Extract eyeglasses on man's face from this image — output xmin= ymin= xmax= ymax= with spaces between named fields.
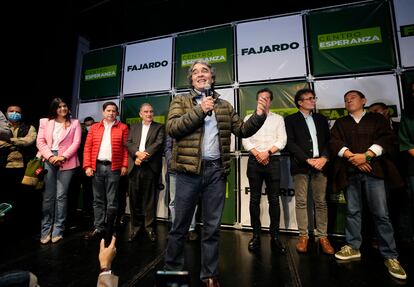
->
xmin=301 ymin=96 xmax=318 ymax=101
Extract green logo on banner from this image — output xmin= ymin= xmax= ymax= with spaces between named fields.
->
xmin=318 ymin=27 xmax=382 ymax=50
xmin=401 ymin=24 xmax=414 ymax=37
xmin=181 ymin=48 xmax=227 ymax=67
xmin=126 ymin=115 xmax=165 ymax=125
xmin=85 ymin=65 xmax=117 ymax=81
xmin=319 ymin=105 xmax=397 ymax=120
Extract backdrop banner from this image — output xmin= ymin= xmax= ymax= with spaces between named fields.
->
xmin=236 ymin=14 xmax=306 ymax=82
xmin=314 ymin=74 xmax=401 ymax=122
xmin=308 ymin=1 xmax=395 ymax=76
xmin=121 ymin=94 xmax=171 ymax=125
xmin=79 ymin=46 xmax=123 ymax=100
xmin=393 ymin=0 xmax=414 ymax=68
xmin=77 ymin=99 xmax=121 ymax=123
xmin=123 ymin=37 xmax=173 ymax=95
xmin=174 ymin=26 xmax=234 ymax=89
xmin=240 ymin=155 xmax=298 ymax=231
xmin=239 ymin=82 xmax=307 ymax=119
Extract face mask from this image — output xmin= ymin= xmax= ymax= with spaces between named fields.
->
xmin=7 ymin=112 xmax=22 ymax=122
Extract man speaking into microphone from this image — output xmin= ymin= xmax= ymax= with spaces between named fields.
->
xmin=164 ymin=60 xmax=268 ymax=287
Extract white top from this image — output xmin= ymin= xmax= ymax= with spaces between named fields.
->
xmin=97 ymin=121 xmax=115 ymax=161
xmin=242 ymin=112 xmax=287 ymax=155
xmin=51 ymin=121 xmax=64 ymax=151
xmin=139 ymin=122 xmax=151 ymax=152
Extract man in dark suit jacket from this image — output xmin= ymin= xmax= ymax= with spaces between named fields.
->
xmin=284 ymin=88 xmax=334 ymax=255
xmin=126 ymin=103 xmax=165 ymax=242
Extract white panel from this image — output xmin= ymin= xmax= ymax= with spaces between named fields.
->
xmin=394 ymin=0 xmax=414 ymax=67
xmin=123 ymin=37 xmax=173 ymax=94
xmin=240 ymin=156 xmax=298 ymax=231
xmin=77 ymin=99 xmax=121 ymax=123
xmin=237 ymin=15 xmax=307 ymax=82
xmin=156 ymin=158 xmax=169 ymax=219
xmin=314 ymin=74 xmax=401 ymax=120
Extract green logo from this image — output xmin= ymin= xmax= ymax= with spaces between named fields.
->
xmin=318 ymin=27 xmax=382 ymax=50
xmin=401 ymin=24 xmax=414 ymax=37
xmin=181 ymin=48 xmax=227 ymax=67
xmin=126 ymin=115 xmax=165 ymax=125
xmin=85 ymin=65 xmax=117 ymax=81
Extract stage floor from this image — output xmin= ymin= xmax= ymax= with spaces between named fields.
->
xmin=0 ymin=215 xmax=413 ymax=287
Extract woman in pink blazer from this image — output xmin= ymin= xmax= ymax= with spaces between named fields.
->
xmin=36 ymin=98 xmax=81 ymax=244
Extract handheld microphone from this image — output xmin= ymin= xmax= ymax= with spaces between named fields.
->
xmin=204 ymin=84 xmax=214 ymax=116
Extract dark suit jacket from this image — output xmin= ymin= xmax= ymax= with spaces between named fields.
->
xmin=284 ymin=111 xmax=330 ymax=175
xmin=126 ymin=121 xmax=165 ymax=175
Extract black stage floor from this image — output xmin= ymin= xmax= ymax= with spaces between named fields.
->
xmin=0 ymin=214 xmax=413 ymax=287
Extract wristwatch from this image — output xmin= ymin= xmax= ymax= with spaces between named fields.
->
xmin=365 ymin=153 xmax=372 ymax=163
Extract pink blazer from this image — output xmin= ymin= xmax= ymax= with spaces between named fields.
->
xmin=36 ymin=118 xmax=82 ymax=171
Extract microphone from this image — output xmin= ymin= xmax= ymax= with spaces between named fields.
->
xmin=204 ymin=84 xmax=214 ymax=116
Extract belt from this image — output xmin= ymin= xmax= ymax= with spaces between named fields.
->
xmin=97 ymin=160 xmax=112 ymax=166
xmin=202 ymin=159 xmax=222 ymax=167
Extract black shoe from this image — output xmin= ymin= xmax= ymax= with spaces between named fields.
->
xmin=270 ymin=237 xmax=286 ymax=254
xmin=146 ymin=228 xmax=157 ymax=242
xmin=128 ymin=225 xmax=141 ymax=242
xmin=83 ymin=228 xmax=104 ymax=240
xmin=248 ymin=234 xmax=261 ymax=251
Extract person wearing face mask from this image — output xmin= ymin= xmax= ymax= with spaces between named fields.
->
xmin=0 ymin=105 xmax=37 ymax=228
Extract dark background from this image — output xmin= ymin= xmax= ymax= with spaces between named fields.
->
xmin=1 ymin=0 xmax=362 ymax=126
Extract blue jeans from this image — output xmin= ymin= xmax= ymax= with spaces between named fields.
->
xmin=344 ymin=174 xmax=398 ymax=259
xmin=41 ymin=159 xmax=75 ymax=238
xmin=165 ymin=159 xmax=226 ymax=280
xmin=169 ymin=173 xmax=197 ymax=231
xmin=92 ymin=162 xmax=120 ymax=231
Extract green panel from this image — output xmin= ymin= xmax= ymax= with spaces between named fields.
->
xmin=308 ymin=1 xmax=395 ymax=76
xmin=80 ymin=46 xmax=123 ymax=100
xmin=222 ymin=157 xmax=236 ymax=225
xmin=174 ymin=26 xmax=234 ymax=89
xmin=121 ymin=94 xmax=171 ymax=125
xmin=239 ymin=82 xmax=307 ymax=151
xmin=239 ymin=82 xmax=308 ymax=118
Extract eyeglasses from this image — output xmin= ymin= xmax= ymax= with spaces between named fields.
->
xmin=301 ymin=96 xmax=318 ymax=101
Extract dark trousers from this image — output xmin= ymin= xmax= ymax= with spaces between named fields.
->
xmin=247 ymin=156 xmax=281 ymax=237
xmin=165 ymin=159 xmax=225 ymax=280
xmin=92 ymin=163 xmax=120 ymax=231
xmin=128 ymin=164 xmax=156 ymax=229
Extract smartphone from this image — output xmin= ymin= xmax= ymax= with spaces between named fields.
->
xmin=0 ymin=203 xmax=12 ymax=216
xmin=155 ymin=270 xmax=190 ymax=287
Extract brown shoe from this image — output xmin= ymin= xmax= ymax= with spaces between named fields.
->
xmin=319 ymin=236 xmax=334 ymax=255
xmin=296 ymin=235 xmax=308 ymax=253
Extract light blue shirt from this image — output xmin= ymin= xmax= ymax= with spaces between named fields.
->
xmin=195 ymin=94 xmax=220 ymax=160
xmin=300 ymin=111 xmax=319 ymax=157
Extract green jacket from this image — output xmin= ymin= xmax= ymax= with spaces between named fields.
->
xmin=167 ymin=89 xmax=266 ymax=175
